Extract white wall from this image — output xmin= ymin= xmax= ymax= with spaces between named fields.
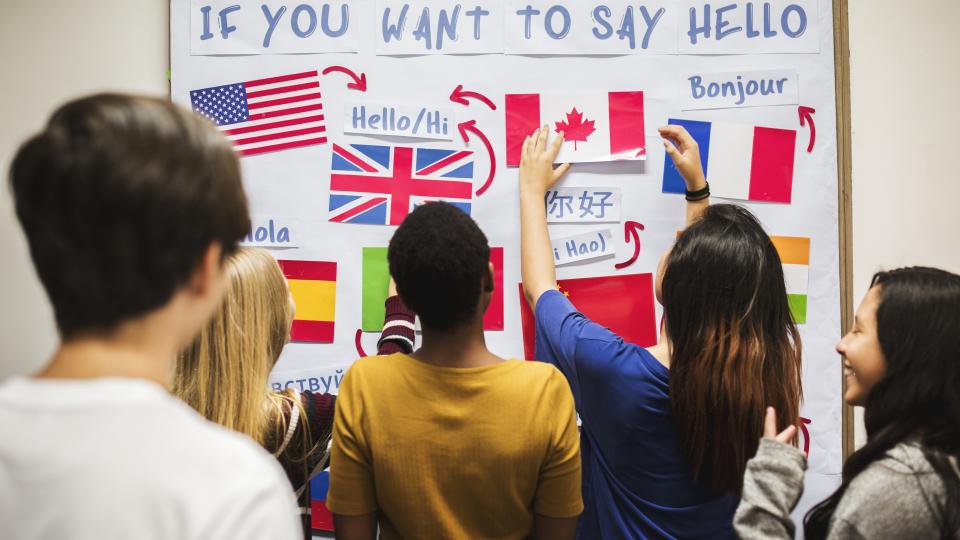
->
xmin=1 ymin=0 xmax=958 ymax=396
xmin=847 ymin=0 xmax=960 ymax=446
xmin=0 ymin=1 xmax=169 ymax=376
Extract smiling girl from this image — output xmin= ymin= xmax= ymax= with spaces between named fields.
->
xmin=736 ymin=267 xmax=960 ymax=539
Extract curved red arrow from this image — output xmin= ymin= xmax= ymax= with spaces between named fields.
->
xmin=800 ymin=416 xmax=812 ymax=456
xmin=614 ymin=221 xmax=645 ymax=270
xmin=322 ymin=65 xmax=367 ymax=91
xmin=354 ymin=328 xmax=368 ymax=357
xmin=450 ymin=84 xmax=497 ymax=111
xmin=458 ymin=120 xmax=496 ymax=197
xmin=798 ymin=106 xmax=816 ymax=153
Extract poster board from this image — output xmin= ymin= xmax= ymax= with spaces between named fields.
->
xmin=170 ymin=0 xmax=851 ymax=532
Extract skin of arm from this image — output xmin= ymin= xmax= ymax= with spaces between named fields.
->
xmin=333 ymin=512 xmax=378 ymax=540
xmin=657 ymin=125 xmax=709 ymax=227
xmin=519 ymin=126 xmax=571 ymax=307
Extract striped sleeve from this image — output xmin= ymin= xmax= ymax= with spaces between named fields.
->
xmin=377 ymin=295 xmax=416 ymax=355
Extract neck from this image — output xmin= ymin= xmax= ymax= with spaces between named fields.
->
xmin=646 ymin=319 xmax=672 ymax=368
xmin=37 ymin=317 xmax=182 ymax=387
xmin=413 ymin=318 xmax=500 ymax=368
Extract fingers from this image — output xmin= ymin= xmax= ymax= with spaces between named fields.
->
xmin=536 ymin=124 xmax=549 ymax=152
xmin=521 ymin=135 xmax=531 ymax=163
xmin=663 ymin=139 xmax=680 ymax=160
xmin=775 ymin=425 xmax=798 ymax=445
xmin=548 ymin=131 xmax=565 ymax=160
xmin=763 ymin=407 xmax=778 ymax=439
xmin=553 ymin=162 xmax=571 ymax=181
xmin=658 ymin=125 xmax=695 ymax=152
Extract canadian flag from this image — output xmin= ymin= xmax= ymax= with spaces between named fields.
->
xmin=505 ymin=91 xmax=646 ymax=166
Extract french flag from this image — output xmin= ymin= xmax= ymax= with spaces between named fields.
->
xmin=662 ymin=118 xmax=797 ymax=203
xmin=505 ymin=91 xmax=646 ymax=166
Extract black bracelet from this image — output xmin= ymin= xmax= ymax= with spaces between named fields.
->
xmin=685 ymin=181 xmax=710 ymax=202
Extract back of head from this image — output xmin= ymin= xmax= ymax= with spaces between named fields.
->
xmin=9 ymin=93 xmax=250 ymax=339
xmin=805 ymin=267 xmax=960 ymax=538
xmin=388 ymin=202 xmax=490 ymax=332
xmin=174 ymin=247 xmax=292 ymax=444
xmin=662 ymin=204 xmax=802 ymax=494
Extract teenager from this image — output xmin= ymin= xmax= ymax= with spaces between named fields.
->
xmin=737 ymin=267 xmax=960 ymax=539
xmin=327 ymin=202 xmax=583 ymax=540
xmin=519 ymin=125 xmax=803 ymax=538
xmin=173 ymin=247 xmax=415 ymax=538
xmin=0 ymin=94 xmax=300 ymax=539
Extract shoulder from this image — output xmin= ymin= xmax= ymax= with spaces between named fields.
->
xmin=834 ymin=442 xmax=946 ymax=535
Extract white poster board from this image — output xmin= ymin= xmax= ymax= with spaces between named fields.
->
xmin=171 ymin=0 xmax=842 ymax=531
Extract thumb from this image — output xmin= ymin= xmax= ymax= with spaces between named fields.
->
xmin=553 ymin=163 xmax=571 ymax=182
xmin=763 ymin=407 xmax=778 ymax=439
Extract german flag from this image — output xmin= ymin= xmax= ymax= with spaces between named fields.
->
xmin=277 ymin=260 xmax=337 ymax=343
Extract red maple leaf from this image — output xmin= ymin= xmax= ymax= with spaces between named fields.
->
xmin=555 ymin=107 xmax=596 ymax=150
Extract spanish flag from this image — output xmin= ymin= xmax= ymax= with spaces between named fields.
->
xmin=278 ymin=260 xmax=337 ymax=343
xmin=770 ymin=236 xmax=810 ymax=324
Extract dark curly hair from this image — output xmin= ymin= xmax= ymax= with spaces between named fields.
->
xmin=388 ymin=202 xmax=491 ymax=332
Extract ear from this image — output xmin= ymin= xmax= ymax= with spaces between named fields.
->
xmin=484 ymin=261 xmax=495 ymax=293
xmin=188 ymin=243 xmax=225 ymax=297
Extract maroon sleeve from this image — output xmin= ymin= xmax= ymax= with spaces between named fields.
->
xmin=377 ymin=295 xmax=416 ymax=355
xmin=301 ymin=390 xmax=336 ymax=446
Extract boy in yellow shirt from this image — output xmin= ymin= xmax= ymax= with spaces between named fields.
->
xmin=327 ymin=202 xmax=582 ymax=539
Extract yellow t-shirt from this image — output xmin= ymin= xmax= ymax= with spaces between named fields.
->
xmin=326 ymin=353 xmax=582 ymax=539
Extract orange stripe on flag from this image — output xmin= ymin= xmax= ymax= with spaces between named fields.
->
xmin=770 ymin=236 xmax=810 ymax=265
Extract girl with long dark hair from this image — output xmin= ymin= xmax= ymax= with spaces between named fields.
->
xmin=736 ymin=267 xmax=960 ymax=539
xmin=518 ymin=125 xmax=802 ymax=538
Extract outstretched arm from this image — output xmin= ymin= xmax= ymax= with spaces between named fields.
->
xmin=659 ymin=125 xmax=709 ymax=228
xmin=519 ymin=126 xmax=571 ymax=306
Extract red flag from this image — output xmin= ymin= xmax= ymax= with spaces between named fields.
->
xmin=518 ymin=273 xmax=658 ymax=360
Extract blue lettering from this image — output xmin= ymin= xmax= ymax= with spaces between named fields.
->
xmin=261 ymin=5 xmax=286 ymax=47
xmin=436 ymin=5 xmax=461 ymax=50
xmin=687 ymin=5 xmax=711 ymax=45
xmin=218 ymin=5 xmax=241 ymax=39
xmin=465 ymin=6 xmax=490 ymax=40
xmin=689 ymin=75 xmax=706 ymax=99
xmin=199 ymin=5 xmax=214 ymax=40
xmin=638 ymin=6 xmax=665 ymax=49
xmin=291 ymin=4 xmax=318 ymax=38
xmin=334 ymin=369 xmax=344 ymax=388
xmin=381 ymin=5 xmax=409 ymax=43
xmin=320 ymin=3 xmax=349 ymax=38
xmin=616 ymin=7 xmax=636 ymax=49
xmin=517 ymin=5 xmax=541 ymax=39
xmin=707 ymin=82 xmax=719 ymax=97
xmin=746 ymin=2 xmax=760 ymax=37
xmin=255 ymin=226 xmax=268 ymax=242
xmin=763 ymin=3 xmax=777 ymax=37
xmin=271 ymin=382 xmax=282 ymax=391
xmin=782 ymin=4 xmax=807 ymax=37
xmin=277 ymin=227 xmax=290 ymax=243
xmin=413 ymin=7 xmax=432 ymax=50
xmin=352 ymin=105 xmax=366 ymax=129
xmin=592 ymin=6 xmax=613 ymax=40
xmin=715 ymin=3 xmax=742 ymax=40
xmin=308 ymin=378 xmax=320 ymax=391
xmin=565 ymin=240 xmax=578 ymax=258
xmin=544 ymin=5 xmax=571 ymax=39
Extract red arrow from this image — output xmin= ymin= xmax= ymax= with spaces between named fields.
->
xmin=354 ymin=328 xmax=368 ymax=357
xmin=450 ymin=84 xmax=497 ymax=111
xmin=798 ymin=106 xmax=816 ymax=153
xmin=800 ymin=416 xmax=812 ymax=456
xmin=321 ymin=65 xmax=367 ymax=91
xmin=614 ymin=221 xmax=645 ymax=270
xmin=458 ymin=120 xmax=497 ymax=197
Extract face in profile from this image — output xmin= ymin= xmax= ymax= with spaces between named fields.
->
xmin=837 ymin=286 xmax=887 ymax=406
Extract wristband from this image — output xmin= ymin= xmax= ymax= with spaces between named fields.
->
xmin=685 ymin=181 xmax=710 ymax=202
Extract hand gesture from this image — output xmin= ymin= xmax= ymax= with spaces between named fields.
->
xmin=659 ymin=125 xmax=707 ymax=191
xmin=763 ymin=407 xmax=798 ymax=444
xmin=519 ymin=126 xmax=571 ymax=196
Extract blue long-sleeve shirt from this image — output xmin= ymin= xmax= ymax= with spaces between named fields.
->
xmin=534 ymin=290 xmax=737 ymax=539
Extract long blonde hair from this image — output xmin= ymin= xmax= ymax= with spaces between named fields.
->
xmin=173 ymin=248 xmax=308 ymax=453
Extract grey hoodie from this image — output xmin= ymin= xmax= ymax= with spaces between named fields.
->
xmin=734 ymin=438 xmax=958 ymax=539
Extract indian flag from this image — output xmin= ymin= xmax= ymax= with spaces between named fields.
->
xmin=277 ymin=259 xmax=337 ymax=343
xmin=771 ymin=236 xmax=810 ymax=324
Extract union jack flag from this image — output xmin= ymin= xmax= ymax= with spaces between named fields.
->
xmin=329 ymin=143 xmax=474 ymax=225
xmin=189 ymin=70 xmax=326 ymax=157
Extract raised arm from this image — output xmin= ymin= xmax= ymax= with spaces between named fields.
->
xmin=376 ymin=277 xmax=415 ymax=355
xmin=519 ymin=126 xmax=571 ymax=306
xmin=658 ymin=125 xmax=709 ymax=228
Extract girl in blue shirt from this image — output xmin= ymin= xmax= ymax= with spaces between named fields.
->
xmin=518 ymin=126 xmax=803 ymax=539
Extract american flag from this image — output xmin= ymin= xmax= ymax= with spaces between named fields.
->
xmin=329 ymin=143 xmax=474 ymax=226
xmin=189 ymin=70 xmax=326 ymax=157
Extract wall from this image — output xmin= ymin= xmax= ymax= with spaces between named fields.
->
xmin=1 ymin=0 xmax=959 ymax=442
xmin=0 ymin=1 xmax=169 ymax=376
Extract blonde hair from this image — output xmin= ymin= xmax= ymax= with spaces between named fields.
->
xmin=173 ymin=248 xmax=315 ymax=456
